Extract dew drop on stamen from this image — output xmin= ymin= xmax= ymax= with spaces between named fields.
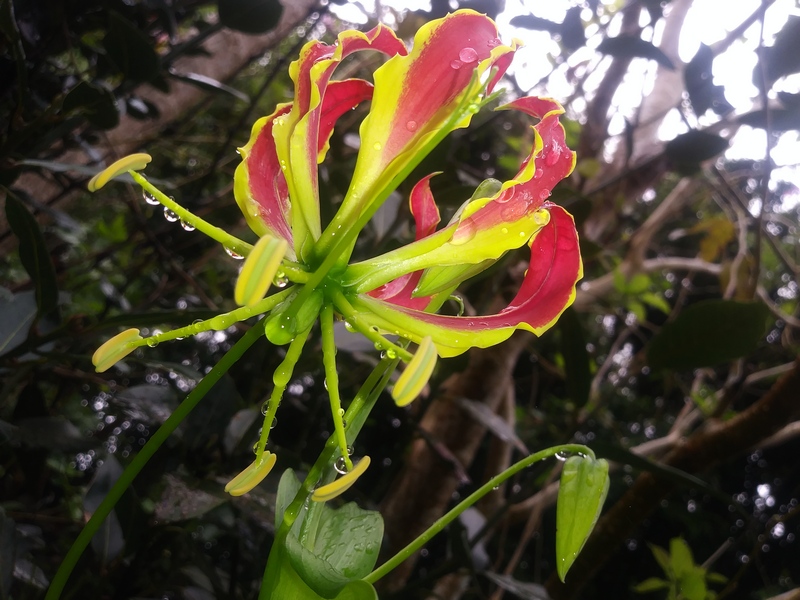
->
xmin=344 ymin=321 xmax=355 ymax=333
xmin=146 ymin=338 xmax=159 ymax=348
xmin=386 ymin=348 xmax=397 ymax=359
xmin=459 ymin=47 xmax=478 ymax=63
xmin=270 ymin=417 xmax=277 ymax=429
xmin=334 ymin=456 xmax=349 ymax=474
xmin=143 ymin=191 xmax=159 ymax=205
xmin=180 ymin=220 xmax=195 ymax=231
xmin=225 ymin=247 xmax=244 ymax=260
xmin=163 ymin=207 xmax=179 ymax=222
xmin=261 ymin=401 xmax=269 ymax=416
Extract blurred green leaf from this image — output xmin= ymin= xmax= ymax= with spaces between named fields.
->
xmin=758 ymin=15 xmax=800 ymax=88
xmin=647 ymin=300 xmax=769 ymax=369
xmin=62 ymin=81 xmax=119 ymax=129
xmin=5 ymin=194 xmax=59 ymax=318
xmin=669 ymin=538 xmax=694 ymax=577
xmin=556 ymin=455 xmax=609 ymax=582
xmin=104 ymin=11 xmax=161 ymax=82
xmin=665 ymin=130 xmax=729 ymax=174
xmin=333 ymin=580 xmax=378 ymax=600
xmin=218 ymin=0 xmax=283 ymax=34
xmin=632 ymin=577 xmax=669 ymax=593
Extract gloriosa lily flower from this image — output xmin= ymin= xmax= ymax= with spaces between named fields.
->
xmin=89 ymin=10 xmax=581 ymax=499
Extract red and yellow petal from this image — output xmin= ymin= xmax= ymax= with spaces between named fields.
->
xmin=349 ymin=205 xmax=582 ymax=357
xmin=333 ymin=11 xmax=519 ymax=228
xmin=272 ymin=25 xmax=407 ymax=258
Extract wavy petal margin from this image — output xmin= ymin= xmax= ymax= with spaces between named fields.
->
xmin=325 ymin=10 xmax=518 ymax=240
xmin=348 ymin=205 xmax=582 ymax=357
xmin=272 ymin=25 xmax=407 ymax=258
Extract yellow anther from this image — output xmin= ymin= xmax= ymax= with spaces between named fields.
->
xmin=92 ymin=328 xmax=142 ymax=373
xmin=311 ymin=456 xmax=371 ymax=502
xmin=391 ymin=336 xmax=437 ymax=407
xmin=225 ymin=451 xmax=277 ymax=496
xmin=234 ymin=235 xmax=288 ymax=307
xmin=87 ymin=153 xmax=152 ymax=192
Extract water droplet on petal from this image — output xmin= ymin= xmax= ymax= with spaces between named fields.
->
xmin=406 ymin=120 xmax=418 ymax=132
xmin=534 ymin=209 xmax=550 ymax=226
xmin=538 ymin=189 xmax=552 ymax=201
xmin=487 ymin=37 xmax=501 ymax=48
xmin=534 ymin=167 xmax=544 ymax=179
xmin=180 ymin=220 xmax=195 ymax=231
xmin=545 ymin=148 xmax=560 ymax=166
xmin=163 ymin=207 xmax=179 ymax=222
xmin=143 ymin=191 xmax=159 ymax=205
xmin=450 ymin=59 xmax=463 ymax=70
xmin=459 ymin=47 xmax=478 ymax=63
xmin=450 ymin=220 xmax=477 ymax=245
xmin=501 ymin=227 xmax=509 ymax=234
xmin=373 ymin=142 xmax=382 ymax=151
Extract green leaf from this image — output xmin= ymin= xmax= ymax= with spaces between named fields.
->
xmin=626 ymin=273 xmax=651 ymax=295
xmin=596 ymin=36 xmax=675 ymax=69
xmin=758 ymin=15 xmax=800 ymax=88
xmin=669 ymin=538 xmax=695 ymax=577
xmin=217 ymin=0 xmax=283 ymax=34
xmin=647 ymin=300 xmax=770 ymax=370
xmin=556 ymin=455 xmax=609 ymax=582
xmin=558 ymin=308 xmax=591 ymax=407
xmin=649 ymin=543 xmax=672 ymax=575
xmin=706 ymin=572 xmax=728 ymax=585
xmin=333 ymin=580 xmax=378 ymax=600
xmin=104 ymin=11 xmax=161 ymax=82
xmin=509 ymin=14 xmax=561 ymax=34
xmin=679 ymin=567 xmax=708 ymax=600
xmin=276 ymin=469 xmax=303 ymax=529
xmin=62 ymin=81 xmax=120 ymax=130
xmin=641 ymin=292 xmax=671 ymax=315
xmin=665 ymin=130 xmax=729 ymax=174
xmin=632 ymin=577 xmax=670 ymax=593
xmin=0 ymin=291 xmax=38 ymax=357
xmin=4 ymin=196 xmax=59 ymax=319
xmin=285 ymin=502 xmax=383 ymax=598
xmin=685 ymin=44 xmax=733 ymax=117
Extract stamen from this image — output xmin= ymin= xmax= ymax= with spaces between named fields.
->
xmin=392 ymin=336 xmax=437 ymax=407
xmin=235 ymin=235 xmax=289 ymax=307
xmin=224 ymin=451 xmax=277 ymax=496
xmin=311 ymin=456 xmax=371 ymax=502
xmin=87 ymin=153 xmax=152 ymax=191
xmin=92 ymin=328 xmax=142 ymax=372
xmin=321 ymin=305 xmax=351 ymax=471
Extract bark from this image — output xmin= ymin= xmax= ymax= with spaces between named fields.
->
xmin=544 ymin=358 xmax=800 ymax=600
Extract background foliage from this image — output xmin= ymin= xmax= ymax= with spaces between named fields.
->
xmin=1 ymin=0 xmax=799 ymax=598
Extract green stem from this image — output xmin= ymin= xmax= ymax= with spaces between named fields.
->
xmin=255 ymin=326 xmax=312 ymax=457
xmin=131 ymin=171 xmax=253 ymax=258
xmin=259 ymin=357 xmax=398 ymax=600
xmin=46 ymin=318 xmax=268 ymax=600
xmin=363 ymin=443 xmax=595 ymax=584
xmin=132 ymin=288 xmax=293 ymax=349
xmin=331 ymin=289 xmax=413 ymax=362
xmin=319 ymin=304 xmax=352 ymax=471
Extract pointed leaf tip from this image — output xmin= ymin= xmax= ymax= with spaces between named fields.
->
xmin=392 ymin=336 xmax=437 ymax=406
xmin=556 ymin=455 xmax=609 ymax=582
xmin=87 ymin=153 xmax=152 ymax=191
xmin=92 ymin=328 xmax=142 ymax=372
